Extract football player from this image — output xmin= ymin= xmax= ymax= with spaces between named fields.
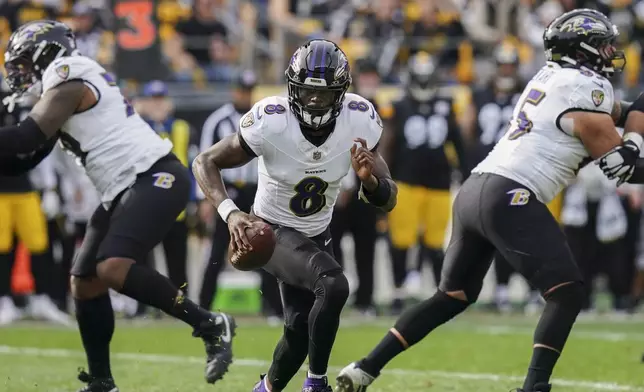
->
xmin=0 ymin=20 xmax=235 ymax=392
xmin=380 ymin=51 xmax=466 ymax=312
xmin=464 ymin=44 xmax=524 ymax=168
xmin=335 ymin=9 xmax=644 ymax=392
xmin=193 ymin=39 xmax=397 ymax=392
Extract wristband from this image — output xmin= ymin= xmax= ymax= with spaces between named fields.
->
xmin=624 ymin=132 xmax=644 ymax=150
xmin=358 ymin=177 xmax=391 ymax=207
xmin=217 ymin=199 xmax=240 ymax=223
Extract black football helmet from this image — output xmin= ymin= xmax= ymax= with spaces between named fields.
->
xmin=3 ymin=20 xmax=77 ymax=95
xmin=404 ymin=52 xmax=439 ymax=102
xmin=543 ymin=8 xmax=625 ymax=77
xmin=285 ymin=39 xmax=351 ymax=129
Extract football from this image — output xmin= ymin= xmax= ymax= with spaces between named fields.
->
xmin=228 ymin=222 xmax=276 ymax=271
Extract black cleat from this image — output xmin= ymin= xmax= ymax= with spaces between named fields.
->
xmin=512 ymin=383 xmax=551 ymax=392
xmin=76 ymin=369 xmax=119 ymax=392
xmin=194 ymin=313 xmax=237 ymax=384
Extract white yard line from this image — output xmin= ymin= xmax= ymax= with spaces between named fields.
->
xmin=0 ymin=345 xmax=642 ymax=391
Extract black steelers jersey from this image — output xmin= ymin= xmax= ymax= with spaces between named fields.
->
xmin=386 ymin=94 xmax=464 ymax=189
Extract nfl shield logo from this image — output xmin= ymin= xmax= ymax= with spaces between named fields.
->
xmin=591 ymin=89 xmax=605 ymax=107
xmin=312 ymin=151 xmax=322 ymax=160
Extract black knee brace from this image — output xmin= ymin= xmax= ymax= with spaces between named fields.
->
xmin=536 ymin=282 xmax=584 ymax=350
xmin=313 ymin=271 xmax=350 ymax=308
xmin=543 ymin=281 xmax=584 ymax=310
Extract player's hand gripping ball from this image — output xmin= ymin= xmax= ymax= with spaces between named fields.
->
xmin=227 ymin=212 xmax=276 ymax=271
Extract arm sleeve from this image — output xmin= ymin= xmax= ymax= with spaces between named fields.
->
xmin=238 ymin=101 xmax=267 ymax=156
xmin=0 ymin=135 xmax=58 ymax=176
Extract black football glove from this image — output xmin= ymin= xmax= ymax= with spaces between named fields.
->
xmin=597 ymin=138 xmax=641 ymax=185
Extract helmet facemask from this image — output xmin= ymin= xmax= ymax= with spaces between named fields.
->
xmin=287 ymin=83 xmax=347 ymax=129
xmin=4 ymin=55 xmax=38 ymax=95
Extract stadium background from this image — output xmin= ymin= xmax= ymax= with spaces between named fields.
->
xmin=1 ymin=2 xmax=644 ymax=391
xmin=2 ymin=0 xmax=644 ymax=314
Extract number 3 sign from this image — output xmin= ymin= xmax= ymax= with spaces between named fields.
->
xmin=114 ymin=0 xmax=157 ymax=51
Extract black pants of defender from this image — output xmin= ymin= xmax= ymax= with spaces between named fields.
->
xmin=330 ymin=196 xmax=378 ymax=309
xmin=440 ymin=173 xmax=581 ymax=299
xmin=70 ymin=155 xmax=190 ymax=277
xmin=149 ymin=221 xmax=188 ymax=289
xmin=198 ymin=184 xmax=282 ymax=316
xmin=564 ymin=200 xmax=630 ymax=310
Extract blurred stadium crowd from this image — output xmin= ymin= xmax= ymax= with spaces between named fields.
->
xmin=2 ymin=0 xmax=644 ymax=326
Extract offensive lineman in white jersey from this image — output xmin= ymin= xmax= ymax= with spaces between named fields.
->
xmin=193 ymin=39 xmax=397 ymax=392
xmin=336 ymin=9 xmax=644 ymax=392
xmin=0 ymin=20 xmax=235 ymax=392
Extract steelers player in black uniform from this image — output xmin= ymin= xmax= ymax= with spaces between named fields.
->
xmin=463 ymin=44 xmax=562 ymax=313
xmin=0 ymin=78 xmax=70 ymax=325
xmin=464 ymin=45 xmax=524 ymax=172
xmin=381 ymin=52 xmax=466 ymax=313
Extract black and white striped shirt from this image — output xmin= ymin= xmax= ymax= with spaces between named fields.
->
xmin=199 ymin=103 xmax=258 ymax=187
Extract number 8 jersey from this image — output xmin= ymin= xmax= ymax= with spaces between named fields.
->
xmin=239 ymin=93 xmax=382 ymax=237
xmin=473 ymin=62 xmax=616 ymax=204
xmin=41 ymin=55 xmax=173 ymax=206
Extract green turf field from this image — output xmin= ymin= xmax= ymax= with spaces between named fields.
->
xmin=1 ymin=313 xmax=643 ymax=392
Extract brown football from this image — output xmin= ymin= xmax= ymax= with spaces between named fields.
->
xmin=228 ymin=222 xmax=276 ymax=271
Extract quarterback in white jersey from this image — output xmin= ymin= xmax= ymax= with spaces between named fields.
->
xmin=0 ymin=20 xmax=235 ymax=392
xmin=336 ymin=9 xmax=644 ymax=392
xmin=193 ymin=40 xmax=397 ymax=392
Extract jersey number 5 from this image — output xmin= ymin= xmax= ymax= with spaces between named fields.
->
xmin=289 ymin=177 xmax=329 ymax=217
xmin=507 ymin=89 xmax=546 ymax=140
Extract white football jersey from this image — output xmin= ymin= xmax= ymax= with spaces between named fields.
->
xmin=474 ymin=62 xmax=617 ymax=203
xmin=41 ymin=55 xmax=172 ymax=205
xmin=240 ymin=93 xmax=383 ymax=237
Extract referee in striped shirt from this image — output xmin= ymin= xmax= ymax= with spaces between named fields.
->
xmin=197 ymin=71 xmax=282 ymax=319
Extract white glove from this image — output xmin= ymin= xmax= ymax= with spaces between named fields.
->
xmin=41 ymin=189 xmax=61 ymax=219
xmin=597 ymin=135 xmax=642 ymax=186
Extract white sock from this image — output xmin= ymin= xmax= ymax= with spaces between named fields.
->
xmin=307 ymin=371 xmax=326 ymax=379
xmin=264 ymin=376 xmax=272 ymax=391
